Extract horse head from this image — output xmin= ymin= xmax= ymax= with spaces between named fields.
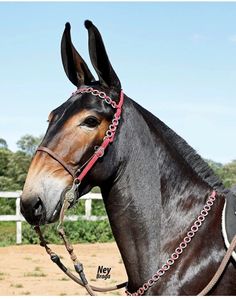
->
xmin=20 ymin=21 xmax=122 ymax=225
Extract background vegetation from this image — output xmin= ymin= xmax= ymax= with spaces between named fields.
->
xmin=0 ymin=135 xmax=235 ymax=246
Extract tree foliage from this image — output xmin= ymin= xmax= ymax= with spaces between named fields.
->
xmin=0 ymin=135 xmax=40 ymax=190
xmin=0 ymin=138 xmax=8 ymax=149
xmin=16 ymin=134 xmax=42 ymax=156
xmin=206 ymin=159 xmax=236 ymax=188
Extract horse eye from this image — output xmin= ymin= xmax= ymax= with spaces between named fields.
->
xmin=81 ymin=116 xmax=100 ymax=128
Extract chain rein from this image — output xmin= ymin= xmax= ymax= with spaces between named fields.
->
xmin=126 ymin=191 xmax=217 ymax=296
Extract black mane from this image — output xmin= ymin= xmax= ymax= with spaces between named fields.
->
xmin=132 ymin=100 xmax=224 ymax=191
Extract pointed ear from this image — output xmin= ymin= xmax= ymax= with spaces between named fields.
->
xmin=61 ymin=22 xmax=95 ymax=87
xmin=84 ymin=20 xmax=121 ymax=91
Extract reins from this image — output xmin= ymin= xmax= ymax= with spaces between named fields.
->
xmin=34 ymin=87 xmax=236 ymax=296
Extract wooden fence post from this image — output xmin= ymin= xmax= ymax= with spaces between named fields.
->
xmin=16 ymin=197 xmax=22 ymax=244
xmin=85 ymin=199 xmax=92 ymax=220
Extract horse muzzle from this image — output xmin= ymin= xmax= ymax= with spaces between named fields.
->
xmin=20 ymin=196 xmax=46 ymax=226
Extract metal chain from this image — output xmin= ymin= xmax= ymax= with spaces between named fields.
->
xmin=73 ymin=87 xmax=120 ymax=144
xmin=126 ymin=191 xmax=217 ymax=296
xmin=72 ymin=87 xmax=118 ymax=109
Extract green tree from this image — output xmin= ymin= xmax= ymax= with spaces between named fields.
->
xmin=217 ymin=160 xmax=236 ymax=188
xmin=0 ymin=138 xmax=8 ymax=149
xmin=16 ymin=134 xmax=42 ymax=156
xmin=207 ymin=159 xmax=236 ymax=188
xmin=6 ymin=151 xmax=32 ymax=189
xmin=0 ymin=148 xmax=12 ymax=176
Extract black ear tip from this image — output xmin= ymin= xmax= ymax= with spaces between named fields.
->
xmin=84 ymin=20 xmax=93 ymax=29
xmin=65 ymin=22 xmax=71 ymax=30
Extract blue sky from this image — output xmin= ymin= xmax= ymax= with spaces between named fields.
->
xmin=0 ymin=2 xmax=236 ymax=164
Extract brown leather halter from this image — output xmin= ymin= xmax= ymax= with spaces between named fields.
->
xmin=37 ymin=146 xmax=75 ymax=177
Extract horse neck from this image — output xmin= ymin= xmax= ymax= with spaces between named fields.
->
xmin=100 ymin=98 xmax=224 ymax=294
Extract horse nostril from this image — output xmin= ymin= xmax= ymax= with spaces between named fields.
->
xmin=33 ymin=197 xmax=44 ymax=217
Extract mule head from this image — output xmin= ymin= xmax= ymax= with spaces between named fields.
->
xmin=20 ymin=20 xmax=121 ymax=225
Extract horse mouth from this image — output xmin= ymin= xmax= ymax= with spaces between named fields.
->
xmin=47 ymin=186 xmax=78 ymax=224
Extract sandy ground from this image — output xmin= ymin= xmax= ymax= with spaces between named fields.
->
xmin=0 ymin=243 xmax=128 ymax=296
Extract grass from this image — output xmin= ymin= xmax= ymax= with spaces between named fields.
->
xmin=0 ymin=272 xmax=7 ymax=280
xmin=0 ymin=222 xmax=16 ymax=246
xmin=24 ymin=271 xmax=47 ymax=277
xmin=34 ymin=266 xmax=41 ymax=272
xmin=59 ymin=277 xmax=69 ymax=281
xmin=10 ymin=283 xmax=23 ymax=288
xmin=21 ymin=291 xmax=31 ymax=295
xmin=23 ymin=256 xmax=32 ymax=261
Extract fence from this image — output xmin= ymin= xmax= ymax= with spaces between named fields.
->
xmin=0 ymin=191 xmax=107 ymax=244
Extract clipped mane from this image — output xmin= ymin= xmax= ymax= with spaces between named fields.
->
xmin=132 ymin=100 xmax=224 ymax=190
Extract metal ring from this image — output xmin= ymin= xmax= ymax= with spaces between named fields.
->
xmin=98 ymin=92 xmax=106 ymax=99
xmin=206 ymin=200 xmax=214 ymax=206
xmin=201 ymin=209 xmax=208 ymax=216
xmin=112 ymin=119 xmax=119 ymax=126
xmin=167 ymin=258 xmax=175 ymax=266
xmin=204 ymin=205 xmax=211 ymax=211
xmin=152 ymin=274 xmax=160 ymax=281
xmin=198 ymin=215 xmax=205 ymax=222
xmin=137 ymin=288 xmax=144 ymax=295
xmin=187 ymin=231 xmax=195 ymax=238
xmin=104 ymin=97 xmax=112 ymax=104
xmin=143 ymin=283 xmax=149 ymax=291
xmin=191 ymin=225 xmax=199 ymax=232
xmin=180 ymin=241 xmax=188 ymax=249
xmin=194 ymin=220 xmax=202 ymax=227
xmin=209 ymin=195 xmax=216 ymax=201
xmin=157 ymin=269 xmax=165 ymax=276
xmin=92 ymin=89 xmax=99 ymax=96
xmin=162 ymin=263 xmax=170 ymax=271
xmin=175 ymin=247 xmax=183 ymax=255
xmin=184 ymin=236 xmax=192 ymax=243
xmin=171 ymin=252 xmax=179 ymax=260
xmin=111 ymin=101 xmax=117 ymax=108
xmin=148 ymin=279 xmax=154 ymax=286
xmin=109 ymin=124 xmax=116 ymax=132
xmin=105 ymin=130 xmax=113 ymax=138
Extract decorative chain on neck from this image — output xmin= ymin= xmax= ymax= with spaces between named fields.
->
xmin=126 ymin=191 xmax=217 ymax=296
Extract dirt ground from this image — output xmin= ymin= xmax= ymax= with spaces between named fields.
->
xmin=0 ymin=243 xmax=128 ymax=296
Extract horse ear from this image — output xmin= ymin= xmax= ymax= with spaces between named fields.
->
xmin=61 ymin=22 xmax=95 ymax=87
xmin=84 ymin=20 xmax=121 ymax=91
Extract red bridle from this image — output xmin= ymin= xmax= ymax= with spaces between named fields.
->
xmin=73 ymin=87 xmax=124 ymax=183
xmin=37 ymin=87 xmax=124 ymax=201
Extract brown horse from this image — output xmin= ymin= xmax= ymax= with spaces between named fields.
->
xmin=20 ymin=20 xmax=236 ymax=295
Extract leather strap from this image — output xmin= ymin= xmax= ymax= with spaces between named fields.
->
xmin=197 ymin=234 xmax=236 ymax=295
xmin=37 ymin=146 xmax=75 ymax=177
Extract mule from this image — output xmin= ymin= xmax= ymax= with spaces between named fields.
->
xmin=20 ymin=20 xmax=236 ymax=295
